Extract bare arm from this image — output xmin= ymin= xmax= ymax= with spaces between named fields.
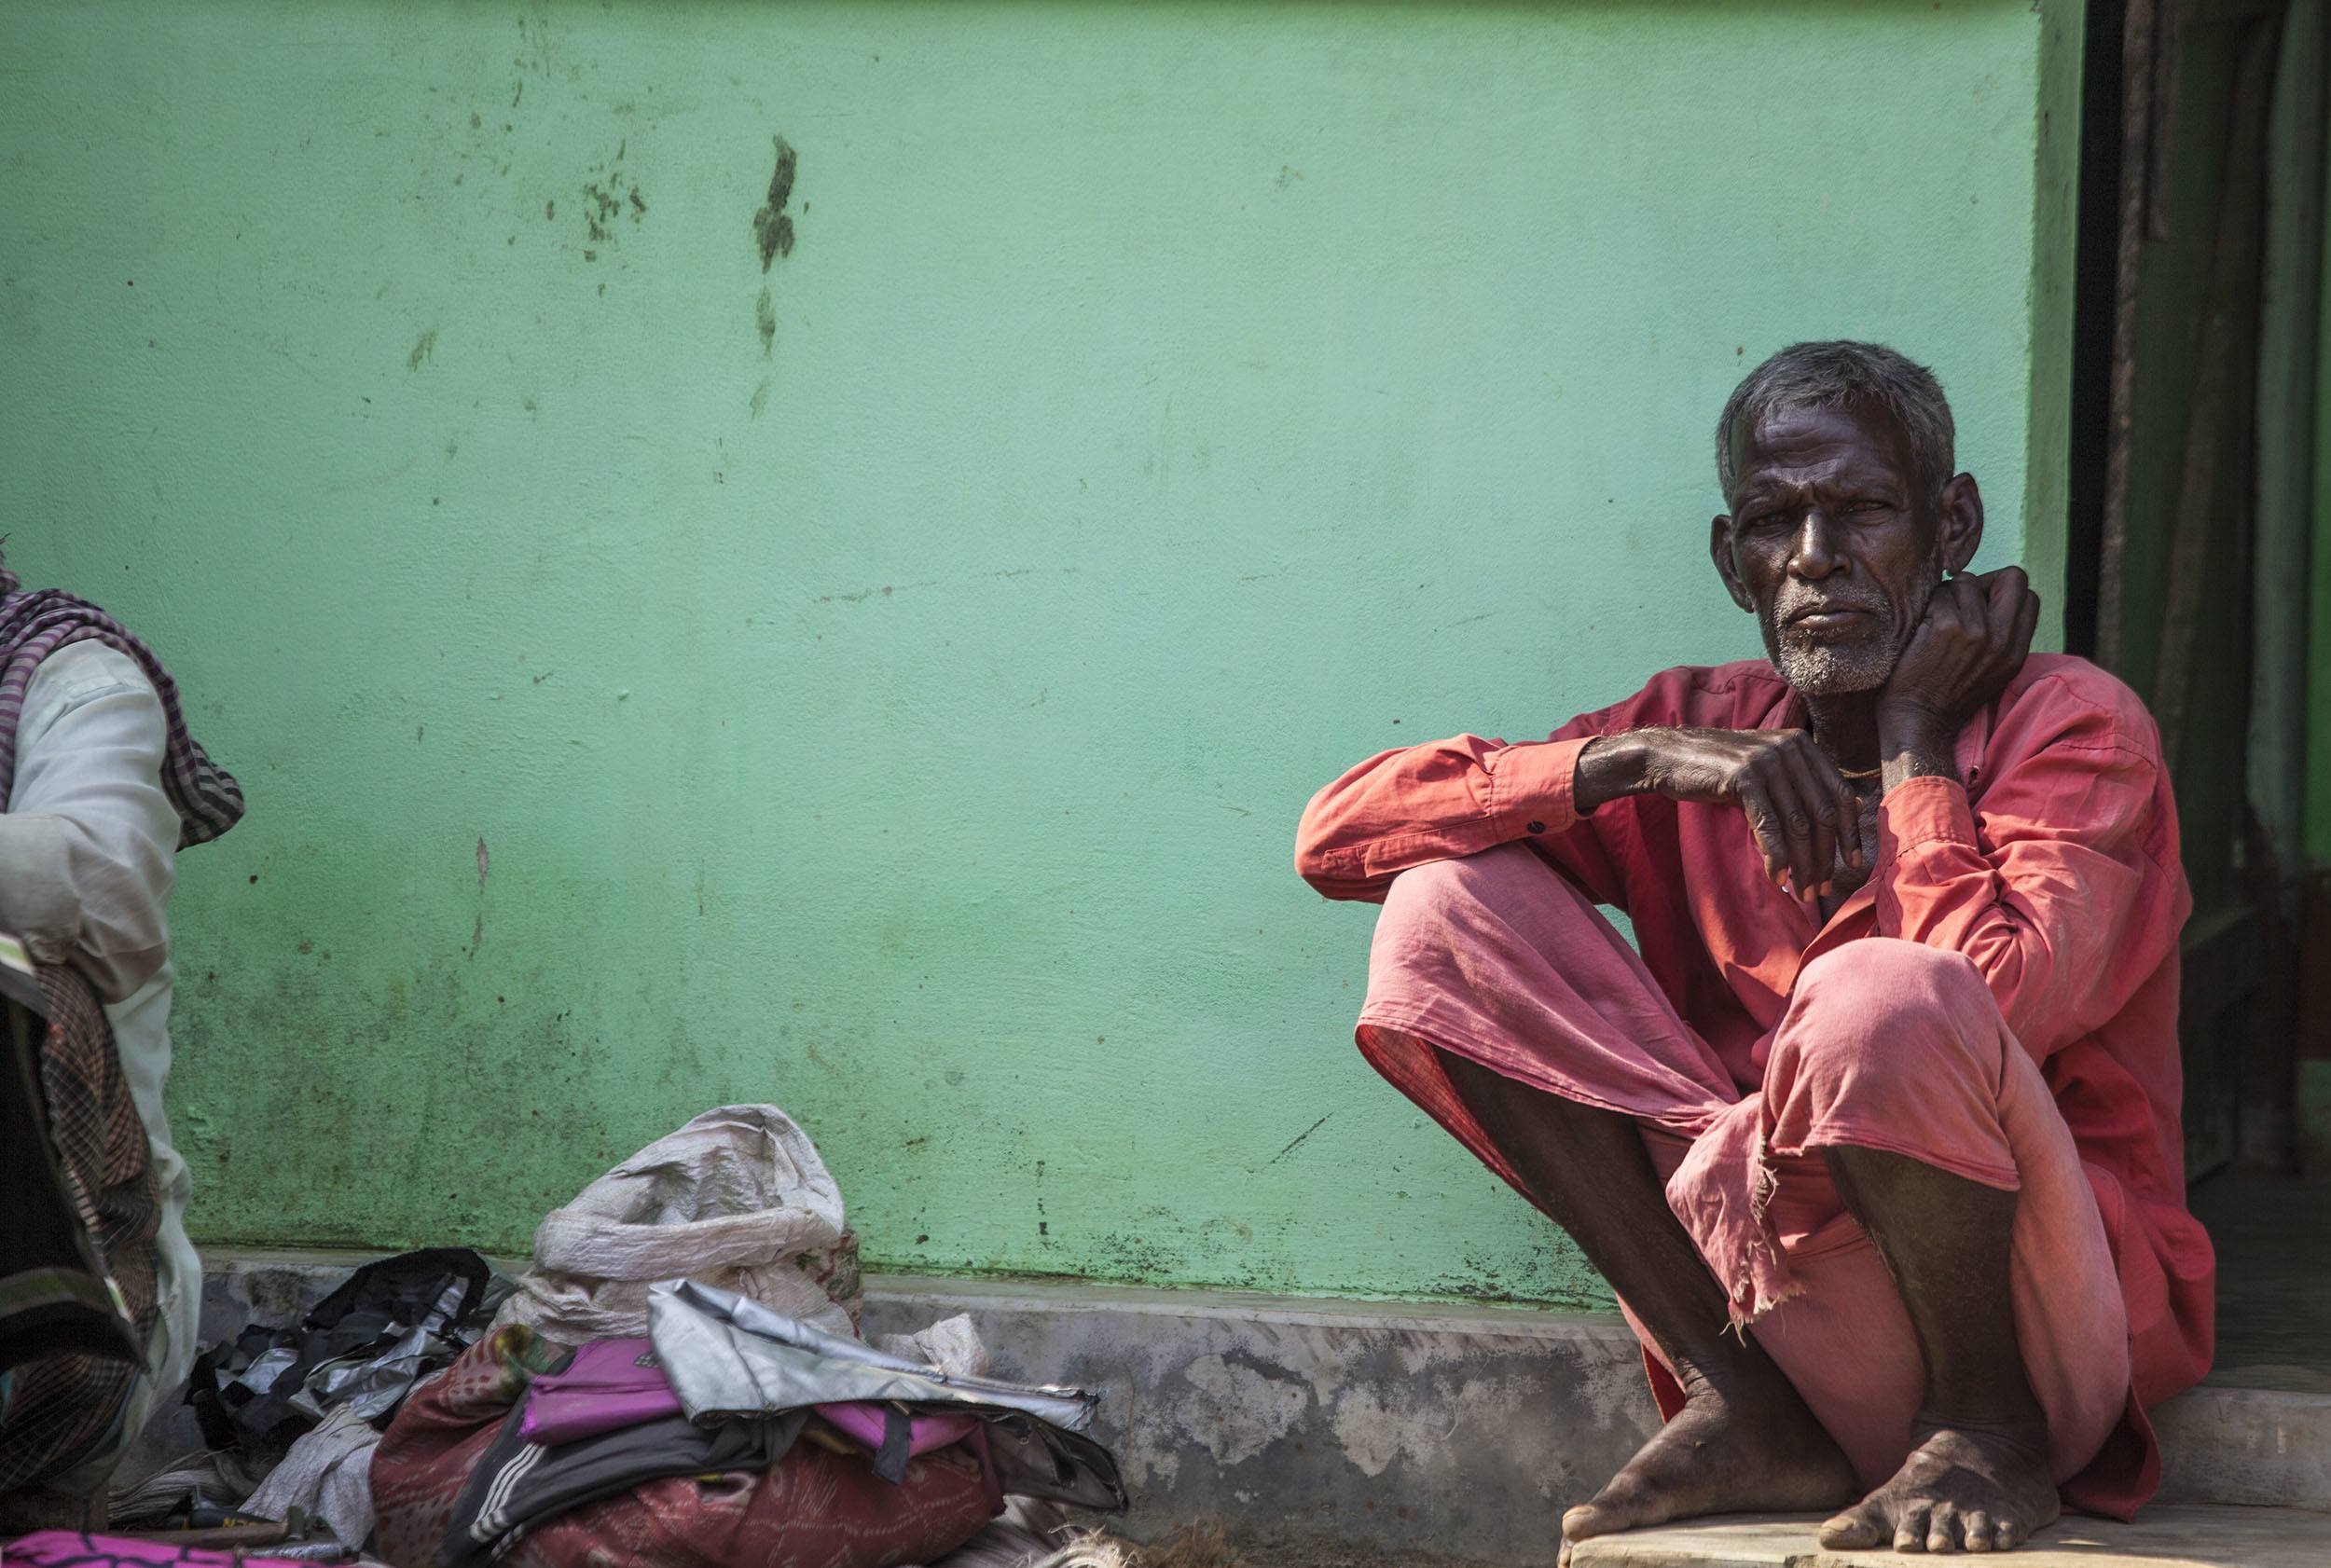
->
xmin=1578 ymin=726 xmax=1862 ymax=899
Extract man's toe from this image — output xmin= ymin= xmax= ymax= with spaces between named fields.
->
xmin=1561 ymin=1503 xmax=1615 ymax=1545
xmin=1931 ymin=1507 xmax=1971 ymax=1554
xmin=1894 ymin=1503 xmax=1933 ymax=1552
xmin=1816 ymin=1506 xmax=1886 ymax=1549
xmin=1962 ymin=1508 xmax=1995 ymax=1552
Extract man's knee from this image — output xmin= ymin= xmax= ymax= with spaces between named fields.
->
xmin=1381 ymin=841 xmax=1541 ymax=905
xmin=1775 ymin=939 xmax=2005 ymax=1100
xmin=1377 ymin=843 xmax=1581 ymax=942
xmin=1372 ymin=846 xmax=1628 ymax=1015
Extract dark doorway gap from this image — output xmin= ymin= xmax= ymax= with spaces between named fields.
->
xmin=2063 ymin=0 xmax=2127 ymax=659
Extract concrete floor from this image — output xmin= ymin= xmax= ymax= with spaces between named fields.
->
xmin=1567 ymin=1503 xmax=2329 ymax=1567
xmin=2187 ymin=1167 xmax=2331 ymax=1392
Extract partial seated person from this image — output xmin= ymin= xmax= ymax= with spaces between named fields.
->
xmin=0 ymin=551 xmax=243 ymax=1525
xmin=1295 ymin=342 xmax=2210 ymax=1558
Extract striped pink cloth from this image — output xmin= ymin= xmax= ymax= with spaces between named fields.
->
xmin=3 ymin=1531 xmax=307 ymax=1565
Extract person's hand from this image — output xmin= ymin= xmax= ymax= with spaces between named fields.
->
xmin=1876 ymin=567 xmax=2040 ymax=750
xmin=1579 ymin=727 xmax=1860 ymax=896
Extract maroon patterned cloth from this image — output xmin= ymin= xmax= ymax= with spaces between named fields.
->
xmin=0 ymin=559 xmax=242 ymax=847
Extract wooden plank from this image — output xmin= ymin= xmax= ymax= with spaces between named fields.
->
xmin=2100 ymin=0 xmax=2160 ymax=672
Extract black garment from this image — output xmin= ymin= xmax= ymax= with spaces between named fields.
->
xmin=977 ymin=1411 xmax=1126 ymax=1514
xmin=436 ymin=1374 xmax=806 ymax=1568
xmin=186 ymin=1248 xmax=492 ymax=1457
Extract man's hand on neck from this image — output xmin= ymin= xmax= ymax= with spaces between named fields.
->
xmin=1866 ymin=567 xmax=2041 ymax=792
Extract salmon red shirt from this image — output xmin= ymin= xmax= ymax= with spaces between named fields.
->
xmin=1296 ymin=653 xmax=2214 ymax=1515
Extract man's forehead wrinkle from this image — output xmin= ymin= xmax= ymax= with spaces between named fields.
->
xmin=1751 ymin=457 xmax=1900 ymax=488
xmin=1750 ymin=453 xmax=1854 ymax=488
xmin=1732 ymin=449 xmax=1904 ymax=503
xmin=1744 ymin=400 xmax=1915 ymax=470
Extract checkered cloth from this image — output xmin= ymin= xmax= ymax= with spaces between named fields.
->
xmin=0 ymin=556 xmax=243 ymax=847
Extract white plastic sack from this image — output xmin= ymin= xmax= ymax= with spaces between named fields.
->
xmin=492 ymin=1104 xmax=859 ymax=1343
xmin=876 ymin=1313 xmax=988 ymax=1379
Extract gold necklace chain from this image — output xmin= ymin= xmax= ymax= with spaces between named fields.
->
xmin=1837 ymin=765 xmax=1884 ymax=780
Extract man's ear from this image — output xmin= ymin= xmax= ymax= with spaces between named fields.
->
xmin=1938 ymin=473 xmax=1984 ymax=575
xmin=1710 ymin=515 xmax=1755 ymax=612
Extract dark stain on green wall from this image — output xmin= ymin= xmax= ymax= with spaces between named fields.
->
xmin=752 ymin=135 xmax=798 ymax=271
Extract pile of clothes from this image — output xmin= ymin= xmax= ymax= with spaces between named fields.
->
xmin=68 ymin=1105 xmax=1124 ymax=1568
xmin=374 ymin=1279 xmax=1123 ymax=1568
xmin=159 ymin=1246 xmax=513 ymax=1548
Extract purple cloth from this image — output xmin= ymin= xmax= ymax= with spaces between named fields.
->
xmin=814 ymin=1403 xmax=979 ymax=1458
xmin=516 ymin=1338 xmax=986 ymax=1460
xmin=0 ymin=557 xmax=243 ymax=847
xmin=518 ymin=1338 xmax=683 ymax=1445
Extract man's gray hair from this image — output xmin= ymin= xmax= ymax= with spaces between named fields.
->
xmin=1715 ymin=340 xmax=1955 ymax=501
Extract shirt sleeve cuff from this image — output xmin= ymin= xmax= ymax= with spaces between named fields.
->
xmin=1485 ymin=737 xmax=1594 ymax=840
xmin=1876 ymin=774 xmax=1979 ymax=866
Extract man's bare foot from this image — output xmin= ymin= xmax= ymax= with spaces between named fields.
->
xmin=1817 ymin=1418 xmax=2058 ymax=1554
xmin=1556 ymin=1369 xmax=1856 ymax=1566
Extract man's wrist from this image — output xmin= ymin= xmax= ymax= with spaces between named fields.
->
xmin=1574 ymin=732 xmax=1648 ymax=815
xmin=1876 ymin=704 xmax=1960 ymax=790
xmin=1876 ymin=702 xmax=1957 ymax=760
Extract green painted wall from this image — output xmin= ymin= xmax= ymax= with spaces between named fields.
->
xmin=0 ymin=0 xmax=2077 ymax=1307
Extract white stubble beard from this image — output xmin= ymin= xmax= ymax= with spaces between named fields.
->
xmin=1763 ymin=556 xmax=1944 ymax=698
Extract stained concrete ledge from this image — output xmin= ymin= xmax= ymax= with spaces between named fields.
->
xmin=144 ymin=1254 xmax=2328 ymax=1568
xmin=2150 ymin=1382 xmax=2331 ymax=1510
xmin=860 ymin=1273 xmax=1660 ymax=1561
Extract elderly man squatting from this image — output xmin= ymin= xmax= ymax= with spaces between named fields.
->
xmin=1295 ymin=342 xmax=2211 ymax=1558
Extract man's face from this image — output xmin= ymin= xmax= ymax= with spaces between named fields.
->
xmin=1709 ymin=400 xmax=1975 ymax=697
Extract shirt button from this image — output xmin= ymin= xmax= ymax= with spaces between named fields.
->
xmin=1525 ymin=820 xmax=1547 ymax=834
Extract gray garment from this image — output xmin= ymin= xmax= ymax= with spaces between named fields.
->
xmin=649 ymin=1281 xmax=1097 ymax=1431
xmin=647 ymin=1281 xmax=1125 ymax=1514
xmin=243 ymin=1404 xmax=380 ymax=1549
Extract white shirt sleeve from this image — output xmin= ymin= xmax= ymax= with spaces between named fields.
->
xmin=0 ymin=640 xmax=180 ymax=1003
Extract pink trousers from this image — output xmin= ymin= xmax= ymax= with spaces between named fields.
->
xmin=1354 ymin=845 xmax=2130 ymax=1491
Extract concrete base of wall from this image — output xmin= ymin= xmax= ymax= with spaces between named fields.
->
xmin=133 ymin=1254 xmax=2328 ymax=1566
xmin=862 ymin=1275 xmax=1661 ymax=1561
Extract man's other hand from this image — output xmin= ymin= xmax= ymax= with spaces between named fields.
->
xmin=1876 ymin=567 xmax=2040 ymax=748
xmin=1579 ymin=727 xmax=1859 ymax=896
